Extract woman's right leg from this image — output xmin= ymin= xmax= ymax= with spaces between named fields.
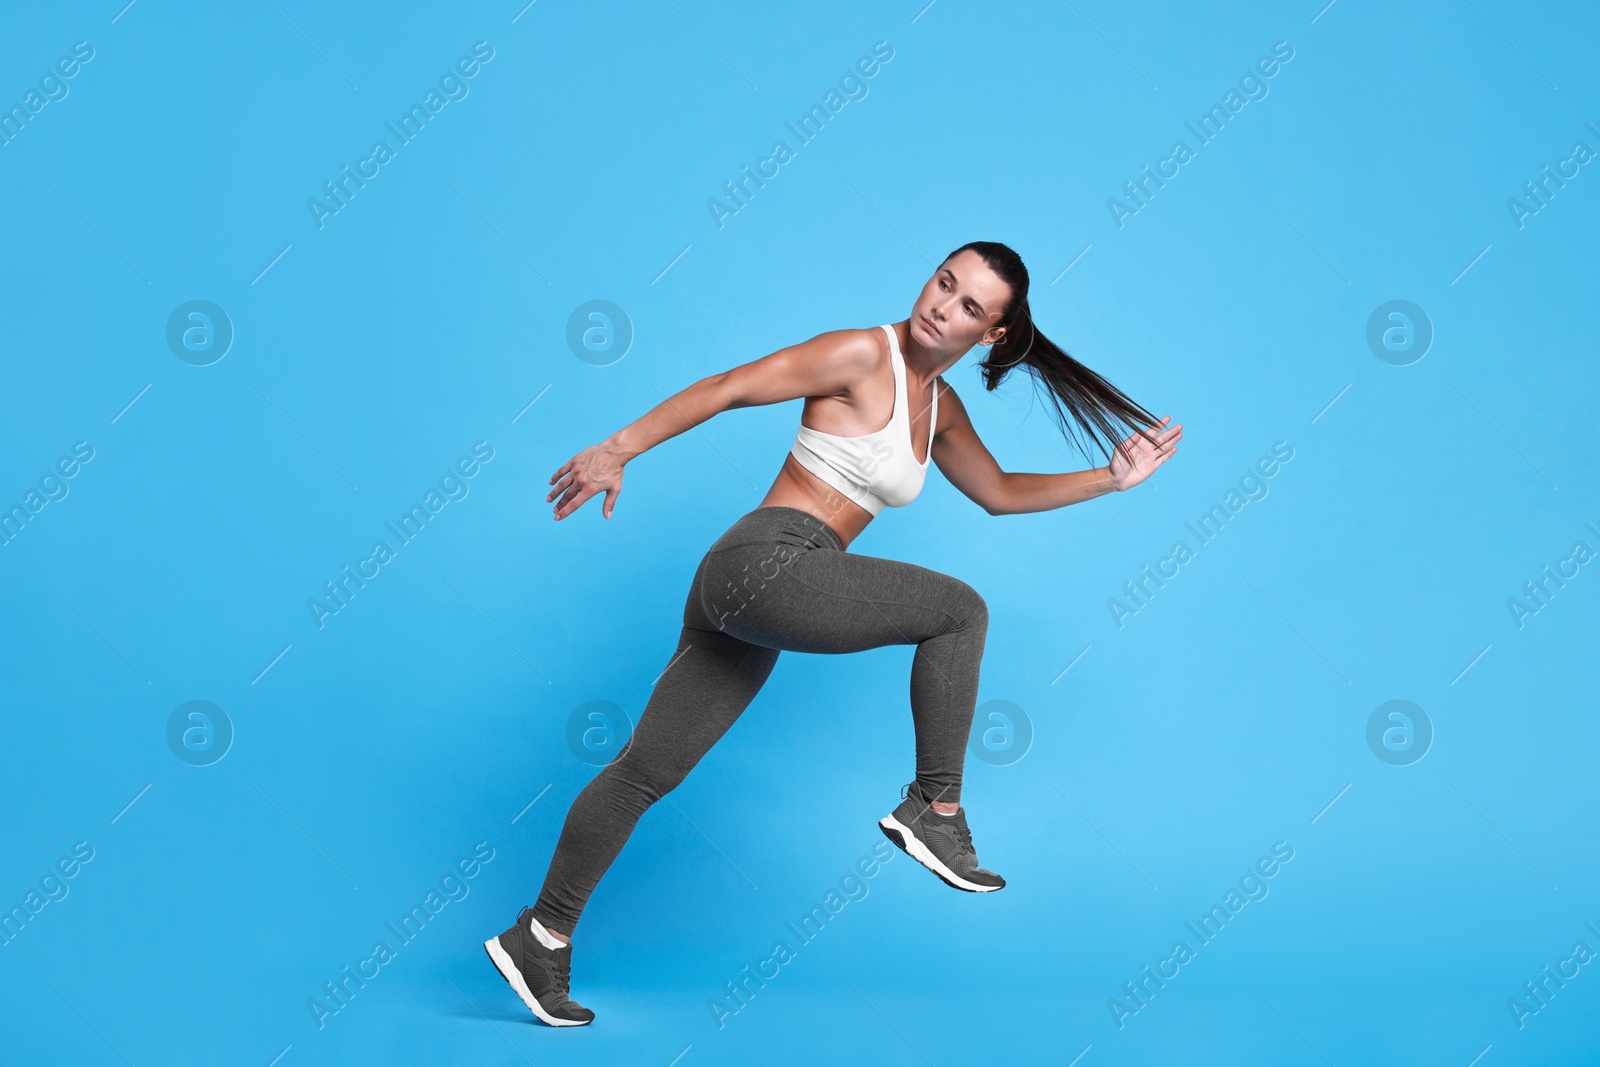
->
xmin=530 ymin=549 xmax=780 ymax=940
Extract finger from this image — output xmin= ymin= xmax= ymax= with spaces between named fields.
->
xmin=553 ymin=483 xmax=586 ymax=520
xmin=555 ymin=494 xmax=586 ymax=522
xmin=602 ymin=486 xmax=619 ymax=519
xmin=549 ymin=460 xmax=572 ymax=486
xmin=546 ymin=470 xmax=574 ymax=502
xmin=1137 ymin=422 xmax=1169 ymax=446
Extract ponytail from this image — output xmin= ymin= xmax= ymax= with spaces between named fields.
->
xmin=954 ymin=241 xmax=1161 ymax=465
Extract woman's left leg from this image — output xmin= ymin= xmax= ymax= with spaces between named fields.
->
xmin=702 ymin=523 xmax=990 ymax=808
xmin=702 ymin=521 xmax=1004 ymax=891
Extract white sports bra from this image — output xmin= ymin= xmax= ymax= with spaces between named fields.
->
xmin=789 ymin=323 xmax=938 ymax=516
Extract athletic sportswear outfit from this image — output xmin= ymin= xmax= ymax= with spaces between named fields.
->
xmin=527 ymin=324 xmax=998 ymax=944
xmin=790 ymin=322 xmax=939 ymax=513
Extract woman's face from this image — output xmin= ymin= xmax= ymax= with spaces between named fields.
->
xmin=909 ymin=250 xmax=1014 ymax=354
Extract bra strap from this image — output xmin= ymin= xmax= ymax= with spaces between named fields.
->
xmin=881 ymin=323 xmax=906 ymax=425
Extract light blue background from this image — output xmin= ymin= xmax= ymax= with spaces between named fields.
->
xmin=2 ymin=1 xmax=1597 ymax=1064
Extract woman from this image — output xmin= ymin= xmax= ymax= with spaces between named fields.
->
xmin=484 ymin=240 xmax=1181 ymax=1026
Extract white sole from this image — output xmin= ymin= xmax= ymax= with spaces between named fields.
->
xmin=879 ymin=814 xmax=1003 ymax=892
xmin=483 ymin=935 xmax=590 ymax=1027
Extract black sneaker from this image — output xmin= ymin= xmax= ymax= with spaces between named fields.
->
xmin=878 ymin=780 xmax=1005 ymax=892
xmin=483 ymin=907 xmax=595 ymax=1026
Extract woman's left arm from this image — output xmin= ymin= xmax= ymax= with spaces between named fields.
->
xmin=930 ymin=381 xmax=1180 ymax=515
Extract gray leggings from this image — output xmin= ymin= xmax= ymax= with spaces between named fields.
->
xmin=531 ymin=505 xmax=989 ymax=936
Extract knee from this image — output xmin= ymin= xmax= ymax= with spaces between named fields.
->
xmin=949 ymin=581 xmax=988 ymax=633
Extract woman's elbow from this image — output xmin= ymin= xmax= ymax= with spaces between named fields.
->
xmin=703 ymin=370 xmax=744 ymax=412
xmin=981 ymin=473 xmax=1014 ymax=516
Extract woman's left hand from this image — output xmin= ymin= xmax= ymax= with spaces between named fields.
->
xmin=1109 ymin=416 xmax=1181 ymax=491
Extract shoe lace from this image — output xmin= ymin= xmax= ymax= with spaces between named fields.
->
xmin=552 ymin=954 xmax=572 ymax=995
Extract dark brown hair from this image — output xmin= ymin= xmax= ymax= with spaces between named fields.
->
xmin=954 ymin=240 xmax=1160 ymax=465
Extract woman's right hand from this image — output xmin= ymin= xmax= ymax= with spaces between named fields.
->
xmin=548 ymin=442 xmax=627 ymax=520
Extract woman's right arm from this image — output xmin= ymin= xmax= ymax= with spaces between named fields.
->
xmin=548 ymin=328 xmax=876 ymax=520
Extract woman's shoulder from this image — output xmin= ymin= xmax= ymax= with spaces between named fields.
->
xmin=820 ymin=324 xmax=890 ymax=351
xmin=800 ymin=325 xmax=888 ymax=374
xmin=932 ymin=375 xmax=967 ymax=425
